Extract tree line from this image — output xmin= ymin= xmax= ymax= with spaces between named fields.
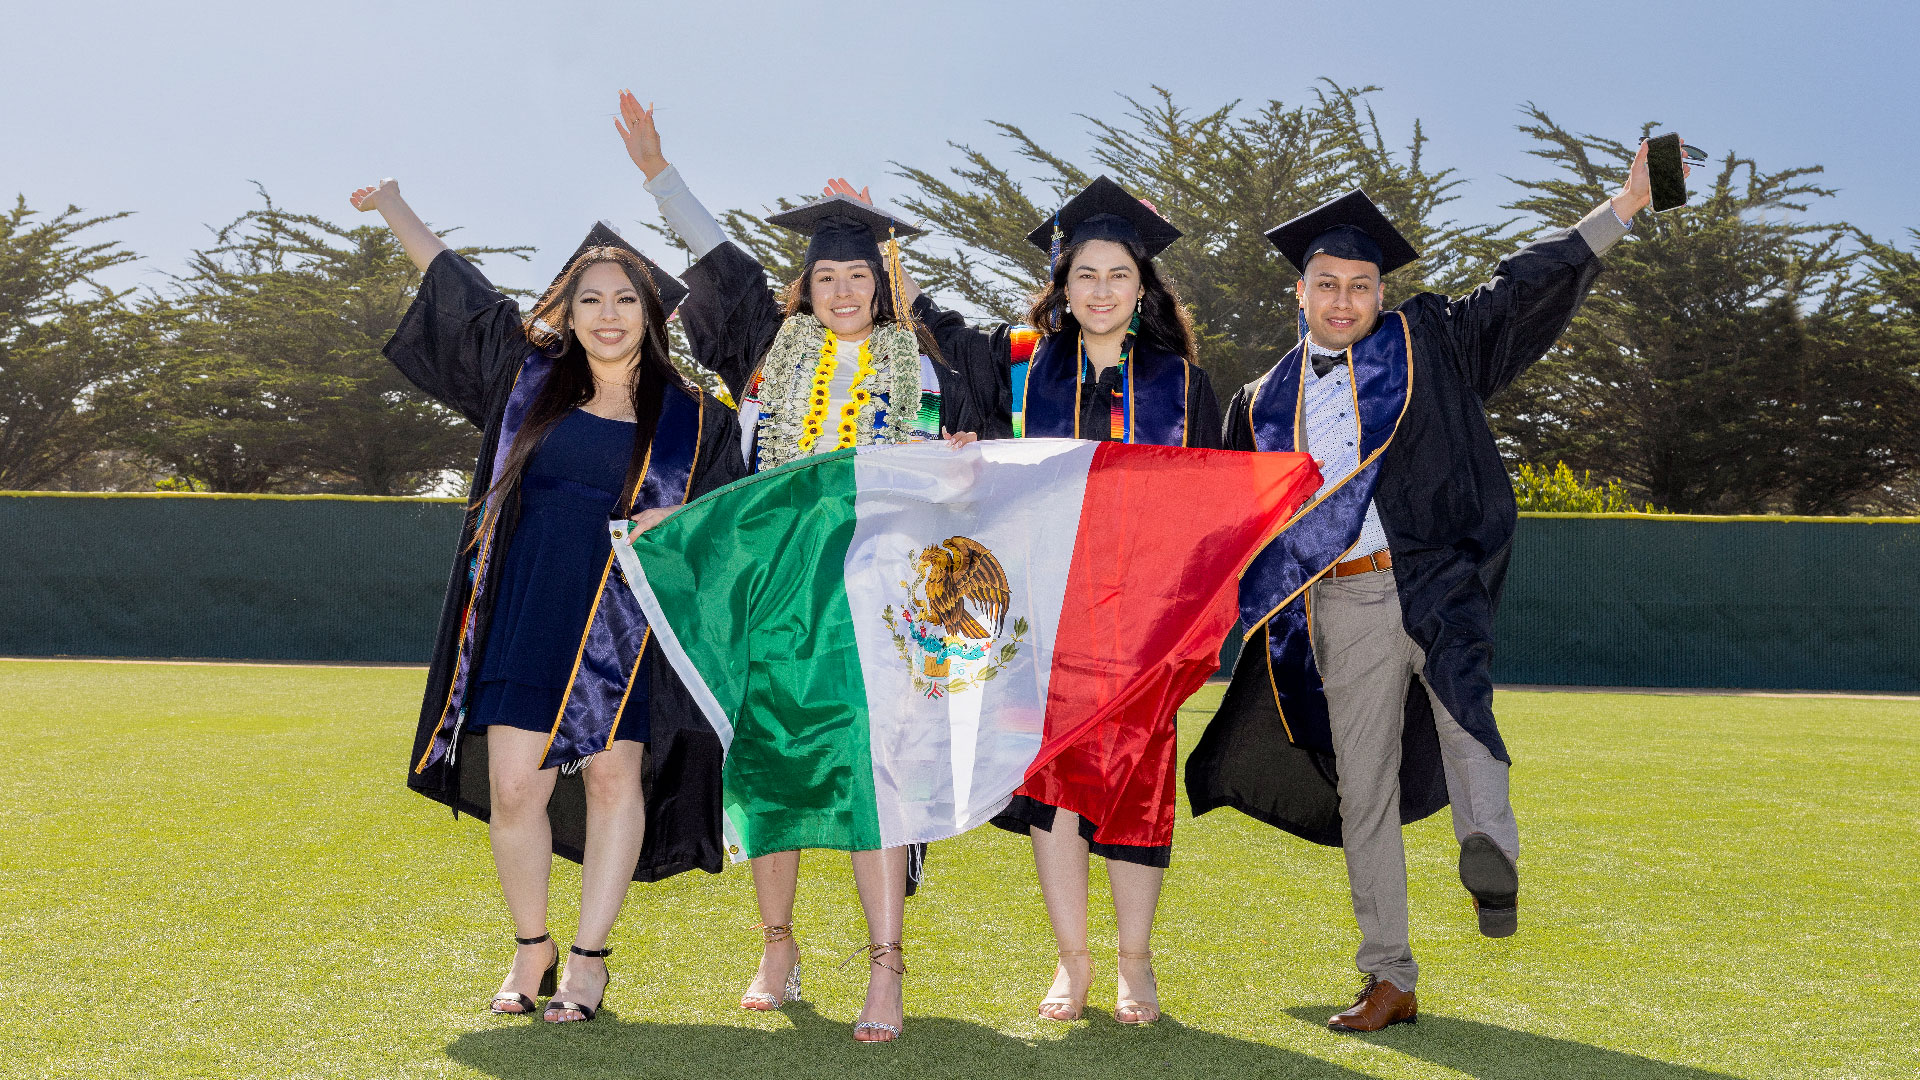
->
xmin=5 ymin=83 xmax=1915 ymax=512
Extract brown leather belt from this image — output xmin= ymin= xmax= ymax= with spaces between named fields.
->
xmin=1329 ymin=548 xmax=1393 ymax=578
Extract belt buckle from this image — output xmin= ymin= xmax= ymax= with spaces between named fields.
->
xmin=1367 ymin=550 xmax=1389 ymax=573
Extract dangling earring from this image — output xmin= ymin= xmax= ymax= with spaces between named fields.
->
xmin=1065 ymin=301 xmax=1072 ymax=315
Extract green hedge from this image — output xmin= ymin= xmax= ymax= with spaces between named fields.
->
xmin=4 ymin=493 xmax=1915 ymax=691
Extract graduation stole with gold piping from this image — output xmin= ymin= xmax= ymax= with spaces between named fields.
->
xmin=414 ymin=354 xmax=705 ymax=777
xmin=1236 ymin=309 xmax=1414 ymax=755
xmin=1018 ymin=324 xmax=1191 ymax=445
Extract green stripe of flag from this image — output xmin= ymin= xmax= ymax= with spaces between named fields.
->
xmin=626 ymin=448 xmax=882 ymax=855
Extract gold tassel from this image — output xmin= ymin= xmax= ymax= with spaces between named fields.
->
xmin=885 ymin=227 xmax=912 ymax=333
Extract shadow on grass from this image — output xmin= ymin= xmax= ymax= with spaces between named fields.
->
xmin=1282 ymin=1006 xmax=1742 ymax=1079
xmin=448 ymin=1001 xmax=1374 ymax=1080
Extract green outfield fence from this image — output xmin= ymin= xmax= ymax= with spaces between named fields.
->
xmin=2 ymin=492 xmax=1916 ymax=691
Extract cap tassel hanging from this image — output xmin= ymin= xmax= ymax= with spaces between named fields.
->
xmin=884 ymin=225 xmax=910 ymax=330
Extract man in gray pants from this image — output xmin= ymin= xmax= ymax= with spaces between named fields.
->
xmin=1190 ymin=135 xmax=1683 ymax=1031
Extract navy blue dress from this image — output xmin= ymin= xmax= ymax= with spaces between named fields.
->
xmin=467 ymin=408 xmax=650 ymax=743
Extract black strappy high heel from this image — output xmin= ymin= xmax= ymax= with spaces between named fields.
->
xmin=544 ymin=944 xmax=613 ymax=1023
xmin=489 ymin=932 xmax=558 ymax=1015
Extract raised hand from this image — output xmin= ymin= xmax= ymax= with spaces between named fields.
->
xmin=347 ymin=178 xmax=446 ymax=274
xmin=616 ymin=91 xmax=669 ymax=181
xmin=349 ymin=178 xmax=399 ymax=214
xmin=1614 ymin=134 xmax=1690 ymax=221
xmin=823 ymin=177 xmax=872 ymax=204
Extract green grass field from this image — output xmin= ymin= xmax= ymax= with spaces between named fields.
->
xmin=1 ymin=660 xmax=1914 ymax=1080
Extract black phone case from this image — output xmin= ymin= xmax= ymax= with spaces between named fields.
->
xmin=1647 ymin=133 xmax=1686 ymax=212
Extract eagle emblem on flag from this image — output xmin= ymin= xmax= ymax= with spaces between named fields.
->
xmin=883 ymin=536 xmax=1028 ymax=699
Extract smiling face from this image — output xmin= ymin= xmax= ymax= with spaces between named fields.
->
xmin=1294 ymin=253 xmax=1383 ymax=351
xmin=569 ymin=260 xmax=648 ymax=367
xmin=808 ymin=259 xmax=878 ymax=340
xmin=1065 ymin=239 xmax=1144 ymax=337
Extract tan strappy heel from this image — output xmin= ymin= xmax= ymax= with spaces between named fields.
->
xmin=1114 ymin=948 xmax=1160 ymax=1025
xmin=739 ymin=922 xmax=802 ymax=1011
xmin=844 ymin=941 xmax=906 ymax=1042
xmin=1038 ymin=948 xmax=1091 ymax=1022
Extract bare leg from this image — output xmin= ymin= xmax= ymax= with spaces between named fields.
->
xmin=546 ymin=741 xmax=646 ymax=1021
xmin=850 ymin=846 xmax=907 ymax=1041
xmin=1109 ymin=860 xmax=1164 ymax=1023
xmin=741 ymin=850 xmax=800 ymax=1008
xmin=485 ymin=727 xmax=560 ymax=1013
xmin=1030 ymin=811 xmax=1093 ymax=1020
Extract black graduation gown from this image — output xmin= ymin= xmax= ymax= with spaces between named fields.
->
xmin=389 ymin=249 xmax=747 ymax=881
xmin=1187 ymin=224 xmax=1606 ymax=846
xmin=917 ymin=306 xmax=1224 ymax=449
xmin=675 ymin=241 xmax=1010 ymax=440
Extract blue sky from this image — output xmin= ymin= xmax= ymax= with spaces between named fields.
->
xmin=5 ymin=0 xmax=1911 ymax=296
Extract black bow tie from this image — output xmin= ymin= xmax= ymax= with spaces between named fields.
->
xmin=1310 ymin=351 xmax=1344 ymax=378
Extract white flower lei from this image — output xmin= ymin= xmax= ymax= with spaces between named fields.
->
xmin=753 ymin=314 xmax=922 ymax=468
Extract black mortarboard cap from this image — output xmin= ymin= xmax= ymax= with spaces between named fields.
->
xmin=1264 ymin=189 xmax=1420 ymax=276
xmin=551 ymin=221 xmax=689 ymax=316
xmin=1025 ymin=176 xmax=1181 ymax=260
xmin=765 ymin=194 xmax=923 ymax=267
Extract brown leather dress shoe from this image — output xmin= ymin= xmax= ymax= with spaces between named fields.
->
xmin=1328 ymin=974 xmax=1417 ymax=1033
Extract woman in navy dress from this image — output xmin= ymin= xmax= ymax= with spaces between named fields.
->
xmin=352 ymin=178 xmax=746 ymax=1024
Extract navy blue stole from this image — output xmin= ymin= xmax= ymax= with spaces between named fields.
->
xmin=1237 ymin=311 xmax=1413 ymax=753
xmin=418 ymin=358 xmax=704 ymax=773
xmin=1020 ymin=333 xmax=1192 ymax=445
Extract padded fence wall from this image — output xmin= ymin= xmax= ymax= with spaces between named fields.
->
xmin=3 ymin=494 xmax=1916 ymax=689
xmin=0 ymin=492 xmax=465 ymax=663
xmin=1492 ymin=514 xmax=1920 ymax=691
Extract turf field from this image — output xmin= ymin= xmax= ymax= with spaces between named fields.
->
xmin=1 ymin=660 xmax=1913 ymax=1080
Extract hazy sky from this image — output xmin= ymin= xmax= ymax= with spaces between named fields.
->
xmin=6 ymin=0 xmax=1911 ymax=297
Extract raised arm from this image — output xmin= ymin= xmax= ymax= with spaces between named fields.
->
xmin=1437 ymin=135 xmax=1684 ymax=400
xmin=615 ymin=92 xmax=779 ymax=398
xmin=352 ymin=178 xmax=523 ymax=425
xmin=349 ymin=179 xmax=449 ymax=274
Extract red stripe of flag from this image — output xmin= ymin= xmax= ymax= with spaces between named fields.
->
xmin=1017 ymin=444 xmax=1320 ymax=847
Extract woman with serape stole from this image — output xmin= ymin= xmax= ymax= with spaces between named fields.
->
xmin=615 ymin=92 xmax=999 ymax=1042
xmin=352 ymin=179 xmax=746 ymax=1024
xmin=1187 ymin=137 xmax=1676 ymax=1032
xmin=916 ymin=177 xmax=1223 ymax=1026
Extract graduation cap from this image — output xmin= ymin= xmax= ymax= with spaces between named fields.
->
xmin=550 ymin=221 xmax=689 ymax=316
xmin=1265 ymin=189 xmax=1420 ymax=276
xmin=765 ymin=194 xmax=923 ymax=267
xmin=1025 ymin=176 xmax=1182 ymax=262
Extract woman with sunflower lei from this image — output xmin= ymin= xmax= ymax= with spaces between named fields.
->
xmin=616 ymin=91 xmax=1004 ymax=1043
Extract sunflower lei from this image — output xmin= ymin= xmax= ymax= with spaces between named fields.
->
xmin=754 ymin=314 xmax=921 ymax=468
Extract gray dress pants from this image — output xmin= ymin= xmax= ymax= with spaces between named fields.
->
xmin=1309 ymin=568 xmax=1519 ymax=992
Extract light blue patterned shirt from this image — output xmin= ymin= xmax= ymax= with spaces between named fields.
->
xmin=1302 ymin=341 xmax=1391 ymax=561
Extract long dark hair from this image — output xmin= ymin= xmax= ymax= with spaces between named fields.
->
xmin=783 ymin=260 xmax=947 ymax=367
xmin=1025 ymin=237 xmax=1197 ymax=363
xmin=476 ymin=247 xmax=686 ymax=541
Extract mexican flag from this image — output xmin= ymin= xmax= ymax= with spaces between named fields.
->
xmin=611 ymin=439 xmax=1318 ymax=860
